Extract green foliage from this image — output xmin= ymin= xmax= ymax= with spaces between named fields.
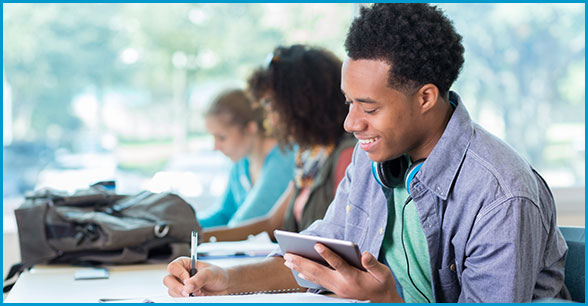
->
xmin=4 ymin=4 xmax=129 ymax=143
xmin=439 ymin=3 xmax=585 ymax=169
xmin=3 ymin=3 xmax=584 ymax=185
xmin=4 ymin=3 xmax=352 ymax=145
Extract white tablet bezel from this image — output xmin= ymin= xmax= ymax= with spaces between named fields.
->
xmin=274 ymin=230 xmax=364 ymax=289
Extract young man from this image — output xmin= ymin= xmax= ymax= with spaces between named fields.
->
xmin=163 ymin=4 xmax=569 ymax=302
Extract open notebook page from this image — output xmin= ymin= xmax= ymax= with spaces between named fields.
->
xmin=100 ymin=292 xmax=368 ymax=303
xmin=198 ymin=231 xmax=279 ymax=258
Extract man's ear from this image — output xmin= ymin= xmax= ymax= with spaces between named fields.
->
xmin=416 ymin=84 xmax=439 ymax=114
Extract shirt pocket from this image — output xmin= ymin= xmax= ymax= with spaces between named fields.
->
xmin=436 ymin=262 xmax=461 ymax=301
xmin=343 ymin=202 xmax=368 ymax=247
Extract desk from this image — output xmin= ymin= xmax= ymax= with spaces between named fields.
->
xmin=4 ymin=257 xmax=265 ymax=303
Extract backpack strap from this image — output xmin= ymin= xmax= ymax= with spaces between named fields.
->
xmin=3 ymin=262 xmax=26 ymax=293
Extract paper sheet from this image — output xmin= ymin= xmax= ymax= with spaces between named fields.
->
xmin=100 ymin=292 xmax=367 ymax=303
xmin=198 ymin=231 xmax=279 ymax=258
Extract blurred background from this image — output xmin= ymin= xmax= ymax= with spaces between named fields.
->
xmin=2 ymin=3 xmax=585 ymax=278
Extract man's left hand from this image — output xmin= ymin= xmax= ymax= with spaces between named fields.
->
xmin=283 ymin=243 xmax=403 ymax=303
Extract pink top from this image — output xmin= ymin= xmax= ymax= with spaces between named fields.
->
xmin=292 ymin=147 xmax=354 ymax=224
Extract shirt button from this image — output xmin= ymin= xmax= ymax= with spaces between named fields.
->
xmin=379 ymin=227 xmax=384 ymax=235
xmin=450 ymin=263 xmax=456 ymax=272
xmin=346 ymin=205 xmax=351 ymax=213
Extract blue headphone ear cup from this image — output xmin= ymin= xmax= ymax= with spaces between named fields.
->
xmin=404 ymin=159 xmax=425 ymax=195
xmin=372 ymin=156 xmax=409 ymax=189
xmin=372 ymin=161 xmax=385 ymax=187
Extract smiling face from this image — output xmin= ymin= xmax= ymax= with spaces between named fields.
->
xmin=205 ymin=114 xmax=255 ymax=162
xmin=342 ymin=58 xmax=426 ymax=163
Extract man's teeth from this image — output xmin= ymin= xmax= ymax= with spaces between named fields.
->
xmin=359 ymin=138 xmax=377 ymax=144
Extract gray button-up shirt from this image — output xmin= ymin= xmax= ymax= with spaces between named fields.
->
xmin=273 ymin=92 xmax=569 ymax=302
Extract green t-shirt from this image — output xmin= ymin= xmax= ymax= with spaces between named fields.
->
xmin=381 ymin=187 xmax=434 ymax=303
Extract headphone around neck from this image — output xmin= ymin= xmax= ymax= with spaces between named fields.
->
xmin=372 ymin=155 xmax=425 ymax=195
xmin=372 ymin=155 xmax=431 ymax=302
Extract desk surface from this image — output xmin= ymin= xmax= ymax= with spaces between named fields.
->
xmin=5 ymin=257 xmax=265 ymax=303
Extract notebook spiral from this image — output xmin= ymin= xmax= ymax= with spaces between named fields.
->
xmin=226 ymin=288 xmax=302 ymax=295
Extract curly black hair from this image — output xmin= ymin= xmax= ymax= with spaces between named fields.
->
xmin=345 ymin=3 xmax=464 ymax=97
xmin=247 ymin=45 xmax=348 ymax=149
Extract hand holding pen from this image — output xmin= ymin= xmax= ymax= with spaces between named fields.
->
xmin=164 ymin=231 xmax=232 ymax=297
xmin=164 ymin=256 xmax=231 ymax=297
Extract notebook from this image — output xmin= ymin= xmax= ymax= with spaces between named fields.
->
xmin=198 ymin=231 xmax=279 ymax=258
xmin=99 ymin=292 xmax=368 ymax=303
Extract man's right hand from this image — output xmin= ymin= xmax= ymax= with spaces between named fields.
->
xmin=163 ymin=256 xmax=230 ymax=297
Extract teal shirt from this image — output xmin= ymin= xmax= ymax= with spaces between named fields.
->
xmin=198 ymin=145 xmax=295 ymax=228
xmin=381 ymin=186 xmax=433 ymax=303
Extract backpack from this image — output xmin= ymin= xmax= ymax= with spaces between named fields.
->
xmin=4 ymin=187 xmax=201 ymax=292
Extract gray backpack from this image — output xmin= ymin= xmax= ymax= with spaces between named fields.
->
xmin=5 ymin=187 xmax=200 ymax=291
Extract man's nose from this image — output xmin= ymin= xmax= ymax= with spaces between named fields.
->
xmin=343 ymin=105 xmax=364 ymax=133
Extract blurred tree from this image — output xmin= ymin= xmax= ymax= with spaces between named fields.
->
xmin=113 ymin=4 xmax=284 ymax=149
xmin=5 ymin=3 xmax=581 ymax=185
xmin=4 ymin=4 xmax=131 ymax=148
xmin=441 ymin=4 xmax=585 ymax=171
xmin=4 ymin=3 xmax=351 ymax=149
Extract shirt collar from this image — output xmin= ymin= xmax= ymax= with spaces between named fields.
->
xmin=409 ymin=91 xmax=473 ymax=200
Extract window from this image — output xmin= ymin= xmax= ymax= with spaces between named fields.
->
xmin=437 ymin=3 xmax=585 ymax=226
xmin=3 ymin=3 xmax=353 ymax=220
xmin=3 ymin=3 xmax=584 ymax=227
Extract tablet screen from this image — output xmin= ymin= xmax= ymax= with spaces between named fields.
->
xmin=274 ymin=230 xmax=364 ymax=289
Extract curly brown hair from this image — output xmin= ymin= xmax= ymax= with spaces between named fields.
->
xmin=247 ymin=45 xmax=348 ymax=149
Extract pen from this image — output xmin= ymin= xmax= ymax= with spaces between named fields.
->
xmin=190 ymin=231 xmax=198 ymax=277
xmin=189 ymin=231 xmax=197 ymax=297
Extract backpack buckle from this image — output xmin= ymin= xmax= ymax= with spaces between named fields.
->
xmin=154 ymin=223 xmax=169 ymax=238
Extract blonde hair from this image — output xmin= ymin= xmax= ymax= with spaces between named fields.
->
xmin=205 ymin=88 xmax=265 ymax=132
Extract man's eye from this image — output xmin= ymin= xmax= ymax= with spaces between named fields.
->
xmin=344 ymin=100 xmax=352 ymax=106
xmin=364 ymin=109 xmax=377 ymax=114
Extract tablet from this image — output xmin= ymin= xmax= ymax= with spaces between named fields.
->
xmin=273 ymin=230 xmax=364 ymax=289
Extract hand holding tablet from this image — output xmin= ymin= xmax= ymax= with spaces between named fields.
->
xmin=274 ymin=230 xmax=364 ymax=289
